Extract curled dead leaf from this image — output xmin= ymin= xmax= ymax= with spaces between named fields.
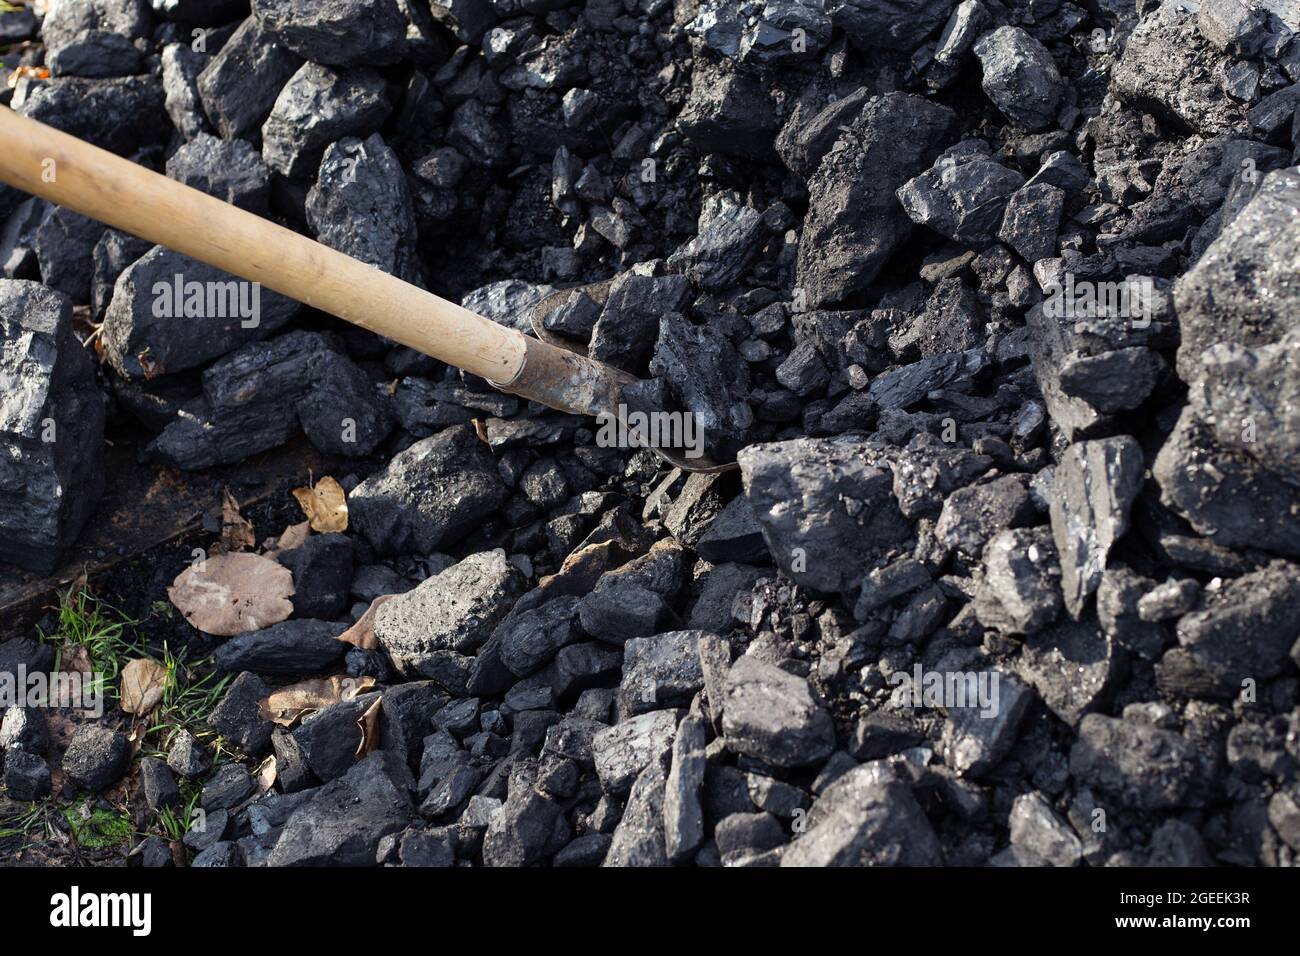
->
xmin=167 ymin=552 xmax=294 ymax=637
xmin=264 ymin=520 xmax=311 ymax=555
xmin=356 ymin=696 xmax=382 ymax=759
xmin=255 ymin=756 xmax=278 ymax=795
xmin=221 ymin=490 xmax=256 ymax=552
xmin=336 ymin=595 xmax=394 ymax=652
xmin=292 ymin=476 xmax=348 ymax=533
xmin=258 ymin=675 xmax=376 ymax=728
xmin=120 ymin=658 xmax=168 ymax=716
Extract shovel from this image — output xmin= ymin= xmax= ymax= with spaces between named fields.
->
xmin=0 ymin=107 xmax=733 ymax=473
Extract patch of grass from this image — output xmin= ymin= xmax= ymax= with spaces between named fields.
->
xmin=40 ymin=587 xmax=145 ymax=700
xmin=64 ymin=799 xmax=131 ymax=850
xmin=0 ymin=799 xmax=54 ymax=843
xmin=156 ymin=789 xmax=202 ymax=843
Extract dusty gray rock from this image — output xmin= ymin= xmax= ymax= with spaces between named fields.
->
xmin=972 ymin=26 xmax=1063 ymax=131
xmin=739 ymin=437 xmax=912 ymax=594
xmin=782 ymin=768 xmax=943 ymax=866
xmin=721 ymin=656 xmax=835 ymax=769
xmin=1070 ymin=714 xmax=1213 ymax=810
xmin=375 ymin=550 xmax=524 ymax=681
xmin=1049 ymin=437 xmax=1144 ymax=617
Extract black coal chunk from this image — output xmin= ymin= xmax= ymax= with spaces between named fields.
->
xmin=165 ymin=133 xmax=272 ymax=214
xmin=1156 ymin=560 xmax=1300 ymax=700
xmin=0 ymin=281 xmax=105 ymax=574
xmin=971 ymin=26 xmax=1064 ymax=131
xmin=798 ymin=92 xmax=957 ymax=308
xmin=41 ymin=0 xmax=151 ymax=79
xmin=278 ymin=533 xmax=355 ymax=621
xmin=62 ymin=725 xmax=132 ymax=792
xmin=739 ymin=437 xmax=912 ymax=594
xmin=102 ymin=245 xmax=300 ymax=380
xmin=20 ymin=76 xmax=168 ymax=155
xmin=261 ymin=63 xmax=392 ymax=178
xmin=307 ymin=134 xmax=423 ymax=286
xmin=349 ymin=424 xmax=509 ymax=556
xmin=214 ymin=620 xmax=350 ymax=676
xmin=251 ymin=0 xmax=408 ymax=67
xmin=196 ymin=16 xmax=303 ymax=140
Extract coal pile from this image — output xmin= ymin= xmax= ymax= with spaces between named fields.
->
xmin=1 ymin=0 xmax=1300 ymax=870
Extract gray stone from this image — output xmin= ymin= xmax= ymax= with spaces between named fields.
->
xmin=375 ymin=550 xmax=524 ymax=680
xmin=721 ymin=656 xmax=835 ymax=769
xmin=1049 ymin=437 xmax=1144 ymax=617
xmin=781 ymin=768 xmax=943 ymax=866
xmin=62 ymin=725 xmax=131 ymax=791
xmin=1069 ymin=714 xmax=1213 ymax=810
xmin=972 ymin=26 xmax=1064 ymax=130
xmin=739 ymin=437 xmax=912 ymax=594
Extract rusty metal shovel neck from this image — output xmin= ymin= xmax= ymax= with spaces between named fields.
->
xmin=0 ymin=106 xmax=737 ymax=473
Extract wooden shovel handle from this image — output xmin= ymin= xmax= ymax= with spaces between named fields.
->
xmin=0 ymin=106 xmax=531 ymax=384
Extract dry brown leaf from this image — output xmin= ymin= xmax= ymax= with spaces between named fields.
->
xmin=60 ymin=643 xmax=93 ymax=678
xmin=120 ymin=658 xmax=168 ymax=716
xmin=221 ymin=490 xmax=256 ymax=552
xmin=355 ymin=696 xmax=383 ymax=759
xmin=264 ymin=520 xmax=311 ymax=555
xmin=292 ymin=476 xmax=348 ymax=533
xmin=336 ymin=595 xmax=394 ymax=651
xmin=167 ymin=552 xmax=294 ymax=637
xmin=258 ymin=675 xmax=376 ymax=727
xmin=255 ymin=755 xmax=278 ymax=795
